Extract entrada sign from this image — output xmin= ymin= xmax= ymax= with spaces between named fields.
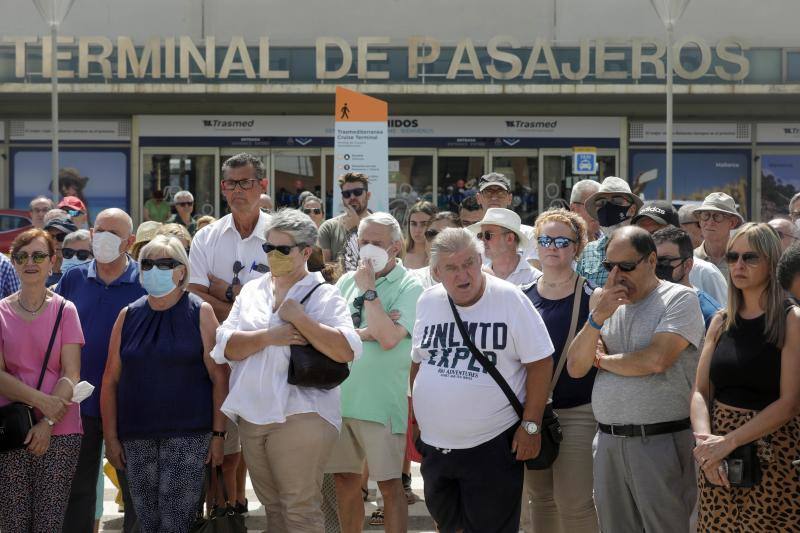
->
xmin=2 ymin=35 xmax=750 ymax=82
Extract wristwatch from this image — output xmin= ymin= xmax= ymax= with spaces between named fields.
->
xmin=212 ymin=430 xmax=227 ymax=439
xmin=363 ymin=289 xmax=378 ymax=302
xmin=521 ymin=420 xmax=540 ymax=435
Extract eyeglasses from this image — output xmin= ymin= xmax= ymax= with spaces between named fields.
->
xmin=351 ymin=295 xmax=366 ymax=327
xmin=656 ymin=256 xmax=690 ymax=268
xmin=66 ymin=209 xmax=83 ymax=217
xmin=62 ymin=248 xmax=93 ymax=260
xmin=11 ymin=251 xmax=51 ymax=265
xmin=595 ymin=196 xmax=633 ymax=208
xmin=341 ymin=188 xmax=365 ymax=199
xmin=424 ymin=229 xmax=440 ymax=241
xmin=140 ymin=258 xmax=183 ymax=271
xmin=262 ymin=243 xmax=305 ymax=255
xmin=221 ymin=178 xmax=259 ymax=191
xmin=698 ymin=211 xmax=729 ymax=223
xmin=302 ymin=208 xmax=322 ymax=215
xmin=176 ymin=202 xmax=194 ymax=207
xmin=537 ymin=236 xmax=576 ymax=249
xmin=480 ymin=187 xmax=509 ymax=198
xmin=476 ymin=231 xmax=511 ymax=241
xmin=231 ymin=260 xmax=244 ymax=286
xmin=32 ymin=207 xmax=50 ymax=214
xmin=601 ymin=255 xmax=646 ymax=273
xmin=724 ymin=251 xmax=761 ymax=267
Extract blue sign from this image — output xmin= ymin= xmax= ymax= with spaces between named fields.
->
xmin=573 ymin=149 xmax=598 ymax=175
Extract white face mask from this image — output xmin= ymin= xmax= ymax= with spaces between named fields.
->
xmin=359 ymin=243 xmax=389 ymax=272
xmin=92 ymin=231 xmax=123 ymax=263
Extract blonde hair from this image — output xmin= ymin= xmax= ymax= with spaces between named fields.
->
xmin=723 ymin=222 xmax=786 ymax=347
xmin=534 ymin=208 xmax=588 ymax=258
xmin=195 ymin=215 xmax=216 ymax=231
xmin=157 ymin=223 xmax=192 ymax=246
xmin=138 ymin=235 xmax=191 ymax=292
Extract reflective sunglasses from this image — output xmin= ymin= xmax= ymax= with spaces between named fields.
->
xmin=601 ymin=254 xmax=646 ymax=273
xmin=341 ymin=188 xmax=365 ymax=199
xmin=221 ymin=178 xmax=259 ymax=191
xmin=140 ymin=258 xmax=183 ymax=271
xmin=724 ymin=251 xmax=761 ymax=267
xmin=424 ymin=229 xmax=440 ymax=241
xmin=698 ymin=211 xmax=729 ymax=223
xmin=302 ymin=208 xmax=322 ymax=215
xmin=11 ymin=251 xmax=51 ymax=265
xmin=262 ymin=243 xmax=305 ymax=256
xmin=476 ymin=230 xmax=511 ymax=241
xmin=537 ymin=236 xmax=576 ymax=249
xmin=62 ymin=248 xmax=93 ymax=261
xmin=176 ymin=201 xmax=194 ymax=207
xmin=66 ymin=209 xmax=84 ymax=217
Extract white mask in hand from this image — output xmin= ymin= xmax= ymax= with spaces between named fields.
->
xmin=92 ymin=231 xmax=123 ymax=263
xmin=359 ymin=244 xmax=389 ymax=272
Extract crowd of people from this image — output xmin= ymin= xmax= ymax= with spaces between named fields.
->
xmin=0 ymin=152 xmax=799 ymax=533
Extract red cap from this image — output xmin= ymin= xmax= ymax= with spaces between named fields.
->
xmin=58 ymin=196 xmax=87 ymax=213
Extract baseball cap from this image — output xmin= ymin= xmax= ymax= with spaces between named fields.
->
xmin=632 ymin=200 xmax=680 ymax=228
xmin=478 ymin=173 xmax=511 ymax=192
xmin=58 ymin=196 xmax=87 ymax=213
xmin=44 ymin=218 xmax=78 ymax=235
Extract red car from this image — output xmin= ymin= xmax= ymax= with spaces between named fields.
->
xmin=0 ymin=209 xmax=33 ymax=253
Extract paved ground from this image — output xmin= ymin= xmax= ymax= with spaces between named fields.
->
xmin=98 ymin=464 xmax=436 ymax=532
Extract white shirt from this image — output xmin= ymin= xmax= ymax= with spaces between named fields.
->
xmin=409 ymin=266 xmax=437 ymax=290
xmin=489 ymin=253 xmax=542 ymax=286
xmin=520 ymin=223 xmax=539 ymax=262
xmin=412 ymin=275 xmax=554 ymax=449
xmin=189 ymin=211 xmax=272 ymax=287
xmin=211 ymin=272 xmax=362 ymax=430
xmin=689 ymin=257 xmax=728 ymax=305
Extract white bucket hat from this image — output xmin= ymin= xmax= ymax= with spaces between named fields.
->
xmin=584 ymin=176 xmax=643 ymax=221
xmin=468 ymin=208 xmax=528 ymax=248
xmin=693 ymin=192 xmax=744 ymax=225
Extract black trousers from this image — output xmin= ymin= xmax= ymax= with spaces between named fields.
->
xmin=418 ymin=424 xmax=523 ymax=533
xmin=62 ymin=415 xmax=139 ymax=533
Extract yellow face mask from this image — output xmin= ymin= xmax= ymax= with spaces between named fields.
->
xmin=267 ymin=250 xmax=295 ymax=277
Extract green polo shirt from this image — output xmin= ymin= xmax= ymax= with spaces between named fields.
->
xmin=336 ymin=260 xmax=423 ymax=434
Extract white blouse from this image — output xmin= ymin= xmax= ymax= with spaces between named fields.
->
xmin=211 ymin=271 xmax=362 ymax=431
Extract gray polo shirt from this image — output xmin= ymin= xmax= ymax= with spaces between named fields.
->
xmin=592 ymin=281 xmax=704 ymax=425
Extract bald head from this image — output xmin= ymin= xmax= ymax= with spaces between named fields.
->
xmin=259 ymin=194 xmax=274 ymax=212
xmin=96 ymin=208 xmax=134 ymax=237
xmin=607 ymin=225 xmax=656 ymax=254
xmin=769 ymin=218 xmax=800 ymax=251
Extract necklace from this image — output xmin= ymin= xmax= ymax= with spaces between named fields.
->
xmin=18 ymin=292 xmax=47 ymax=315
xmin=539 ymin=272 xmax=576 ymax=289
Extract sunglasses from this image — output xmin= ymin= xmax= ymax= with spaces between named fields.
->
xmin=231 ymin=260 xmax=244 ymax=286
xmin=351 ymin=295 xmax=366 ymax=328
xmin=140 ymin=258 xmax=183 ymax=271
xmin=476 ymin=231 xmax=511 ymax=241
xmin=62 ymin=248 xmax=93 ymax=260
xmin=12 ymin=251 xmax=51 ymax=265
xmin=724 ymin=251 xmax=761 ymax=267
xmin=698 ymin=211 xmax=730 ymax=223
xmin=48 ymin=231 xmax=67 ymax=243
xmin=262 ymin=243 xmax=305 ymax=256
xmin=424 ymin=229 xmax=440 ymax=241
xmin=537 ymin=236 xmax=576 ymax=249
xmin=176 ymin=202 xmax=194 ymax=207
xmin=303 ymin=208 xmax=322 ymax=215
xmin=601 ymin=254 xmax=646 ymax=273
xmin=66 ymin=209 xmax=84 ymax=217
xmin=595 ymin=196 xmax=633 ymax=208
xmin=221 ymin=178 xmax=259 ymax=191
xmin=341 ymin=188 xmax=365 ymax=199
xmin=480 ymin=187 xmax=509 ymax=197
xmin=656 ymin=256 xmax=690 ymax=268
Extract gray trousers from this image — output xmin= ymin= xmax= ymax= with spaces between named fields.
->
xmin=593 ymin=428 xmax=696 ymax=533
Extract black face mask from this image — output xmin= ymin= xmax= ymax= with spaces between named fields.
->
xmin=596 ymin=203 xmax=631 ymax=227
xmin=655 ymin=263 xmax=679 ymax=283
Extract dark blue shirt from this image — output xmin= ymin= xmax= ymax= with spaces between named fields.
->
xmin=697 ymin=289 xmax=722 ymax=330
xmin=55 ymin=257 xmax=146 ymax=417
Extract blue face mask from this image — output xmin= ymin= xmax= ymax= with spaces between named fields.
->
xmin=141 ymin=268 xmax=177 ymax=297
xmin=61 ymin=256 xmax=91 ymax=273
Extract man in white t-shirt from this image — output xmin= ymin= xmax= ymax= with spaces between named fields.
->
xmin=410 ymin=228 xmax=554 ymax=532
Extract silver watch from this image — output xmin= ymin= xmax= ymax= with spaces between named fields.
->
xmin=521 ymin=420 xmax=540 ymax=435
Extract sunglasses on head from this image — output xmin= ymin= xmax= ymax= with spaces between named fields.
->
xmin=62 ymin=248 xmax=93 ymax=260
xmin=341 ymin=188 xmax=365 ymax=199
xmin=537 ymin=236 xmax=576 ymax=249
xmin=424 ymin=229 xmax=440 ymax=240
xmin=11 ymin=251 xmax=51 ymax=265
xmin=262 ymin=243 xmax=306 ymax=256
xmin=176 ymin=201 xmax=193 ymax=207
xmin=303 ymin=208 xmax=322 ymax=215
xmin=601 ymin=254 xmax=646 ymax=273
xmin=140 ymin=258 xmax=183 ymax=271
xmin=725 ymin=251 xmax=761 ymax=267
xmin=477 ymin=230 xmax=511 ymax=241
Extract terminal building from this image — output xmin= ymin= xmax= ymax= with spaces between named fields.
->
xmin=1 ymin=0 xmax=799 ymax=225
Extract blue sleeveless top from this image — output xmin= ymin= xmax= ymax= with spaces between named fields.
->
xmin=117 ymin=292 xmax=212 ymax=440
xmin=524 ymin=279 xmax=597 ymax=409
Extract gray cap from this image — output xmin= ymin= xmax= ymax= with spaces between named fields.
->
xmin=677 ymin=204 xmax=698 ymax=225
xmin=694 ymin=192 xmax=744 ymax=225
xmin=478 ymin=173 xmax=511 ymax=192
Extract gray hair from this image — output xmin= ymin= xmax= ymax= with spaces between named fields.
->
xmin=358 ymin=212 xmax=403 ymax=243
xmin=44 ymin=209 xmax=70 ymax=225
xmin=570 ymin=179 xmax=600 ymax=204
xmin=790 ymin=192 xmax=800 ymax=212
xmin=301 ymin=195 xmax=324 ymax=210
xmin=222 ymin=152 xmax=266 ymax=180
xmin=265 ymin=208 xmax=318 ymax=247
xmin=430 ymin=228 xmax=484 ymax=269
xmin=173 ymin=190 xmax=194 ymax=203
xmin=139 ymin=235 xmax=191 ymax=292
xmin=30 ymin=195 xmax=54 ymax=210
xmin=63 ymin=229 xmax=91 ymax=247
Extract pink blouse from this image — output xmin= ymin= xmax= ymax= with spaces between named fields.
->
xmin=0 ymin=294 xmax=85 ymax=436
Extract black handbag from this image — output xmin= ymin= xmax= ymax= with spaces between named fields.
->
xmin=0 ymin=299 xmax=66 ymax=452
xmin=448 ymin=296 xmax=563 ymax=470
xmin=287 ymin=283 xmax=350 ymax=390
xmin=725 ymin=441 xmax=762 ymax=488
xmin=190 ymin=466 xmax=246 ymax=533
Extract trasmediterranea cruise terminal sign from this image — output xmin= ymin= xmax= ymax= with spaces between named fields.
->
xmin=1 ymin=35 xmax=753 ymax=84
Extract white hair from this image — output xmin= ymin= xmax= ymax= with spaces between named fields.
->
xmin=358 ymin=212 xmax=403 ymax=243
xmin=790 ymin=192 xmax=800 ymax=212
xmin=63 ymin=229 xmax=91 ymax=247
xmin=265 ymin=208 xmax=318 ymax=247
xmin=173 ymin=190 xmax=194 ymax=203
xmin=570 ymin=179 xmax=600 ymax=204
xmin=30 ymin=196 xmax=54 ymax=210
xmin=430 ymin=228 xmax=484 ymax=268
xmin=139 ymin=235 xmax=191 ymax=292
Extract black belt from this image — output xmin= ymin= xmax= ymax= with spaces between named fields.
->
xmin=598 ymin=418 xmax=691 ymax=438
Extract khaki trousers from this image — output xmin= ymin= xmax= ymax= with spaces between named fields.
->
xmin=520 ymin=403 xmax=599 ymax=533
xmin=238 ymin=413 xmax=339 ymax=533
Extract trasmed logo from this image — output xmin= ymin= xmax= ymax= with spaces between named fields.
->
xmin=505 ymin=120 xmax=558 ymax=129
xmin=202 ymin=119 xmax=255 ymax=129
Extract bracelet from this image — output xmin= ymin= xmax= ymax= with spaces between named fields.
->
xmin=587 ymin=313 xmax=603 ymax=330
xmin=211 ymin=430 xmax=227 ymax=439
xmin=57 ymin=376 xmax=76 ymax=389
